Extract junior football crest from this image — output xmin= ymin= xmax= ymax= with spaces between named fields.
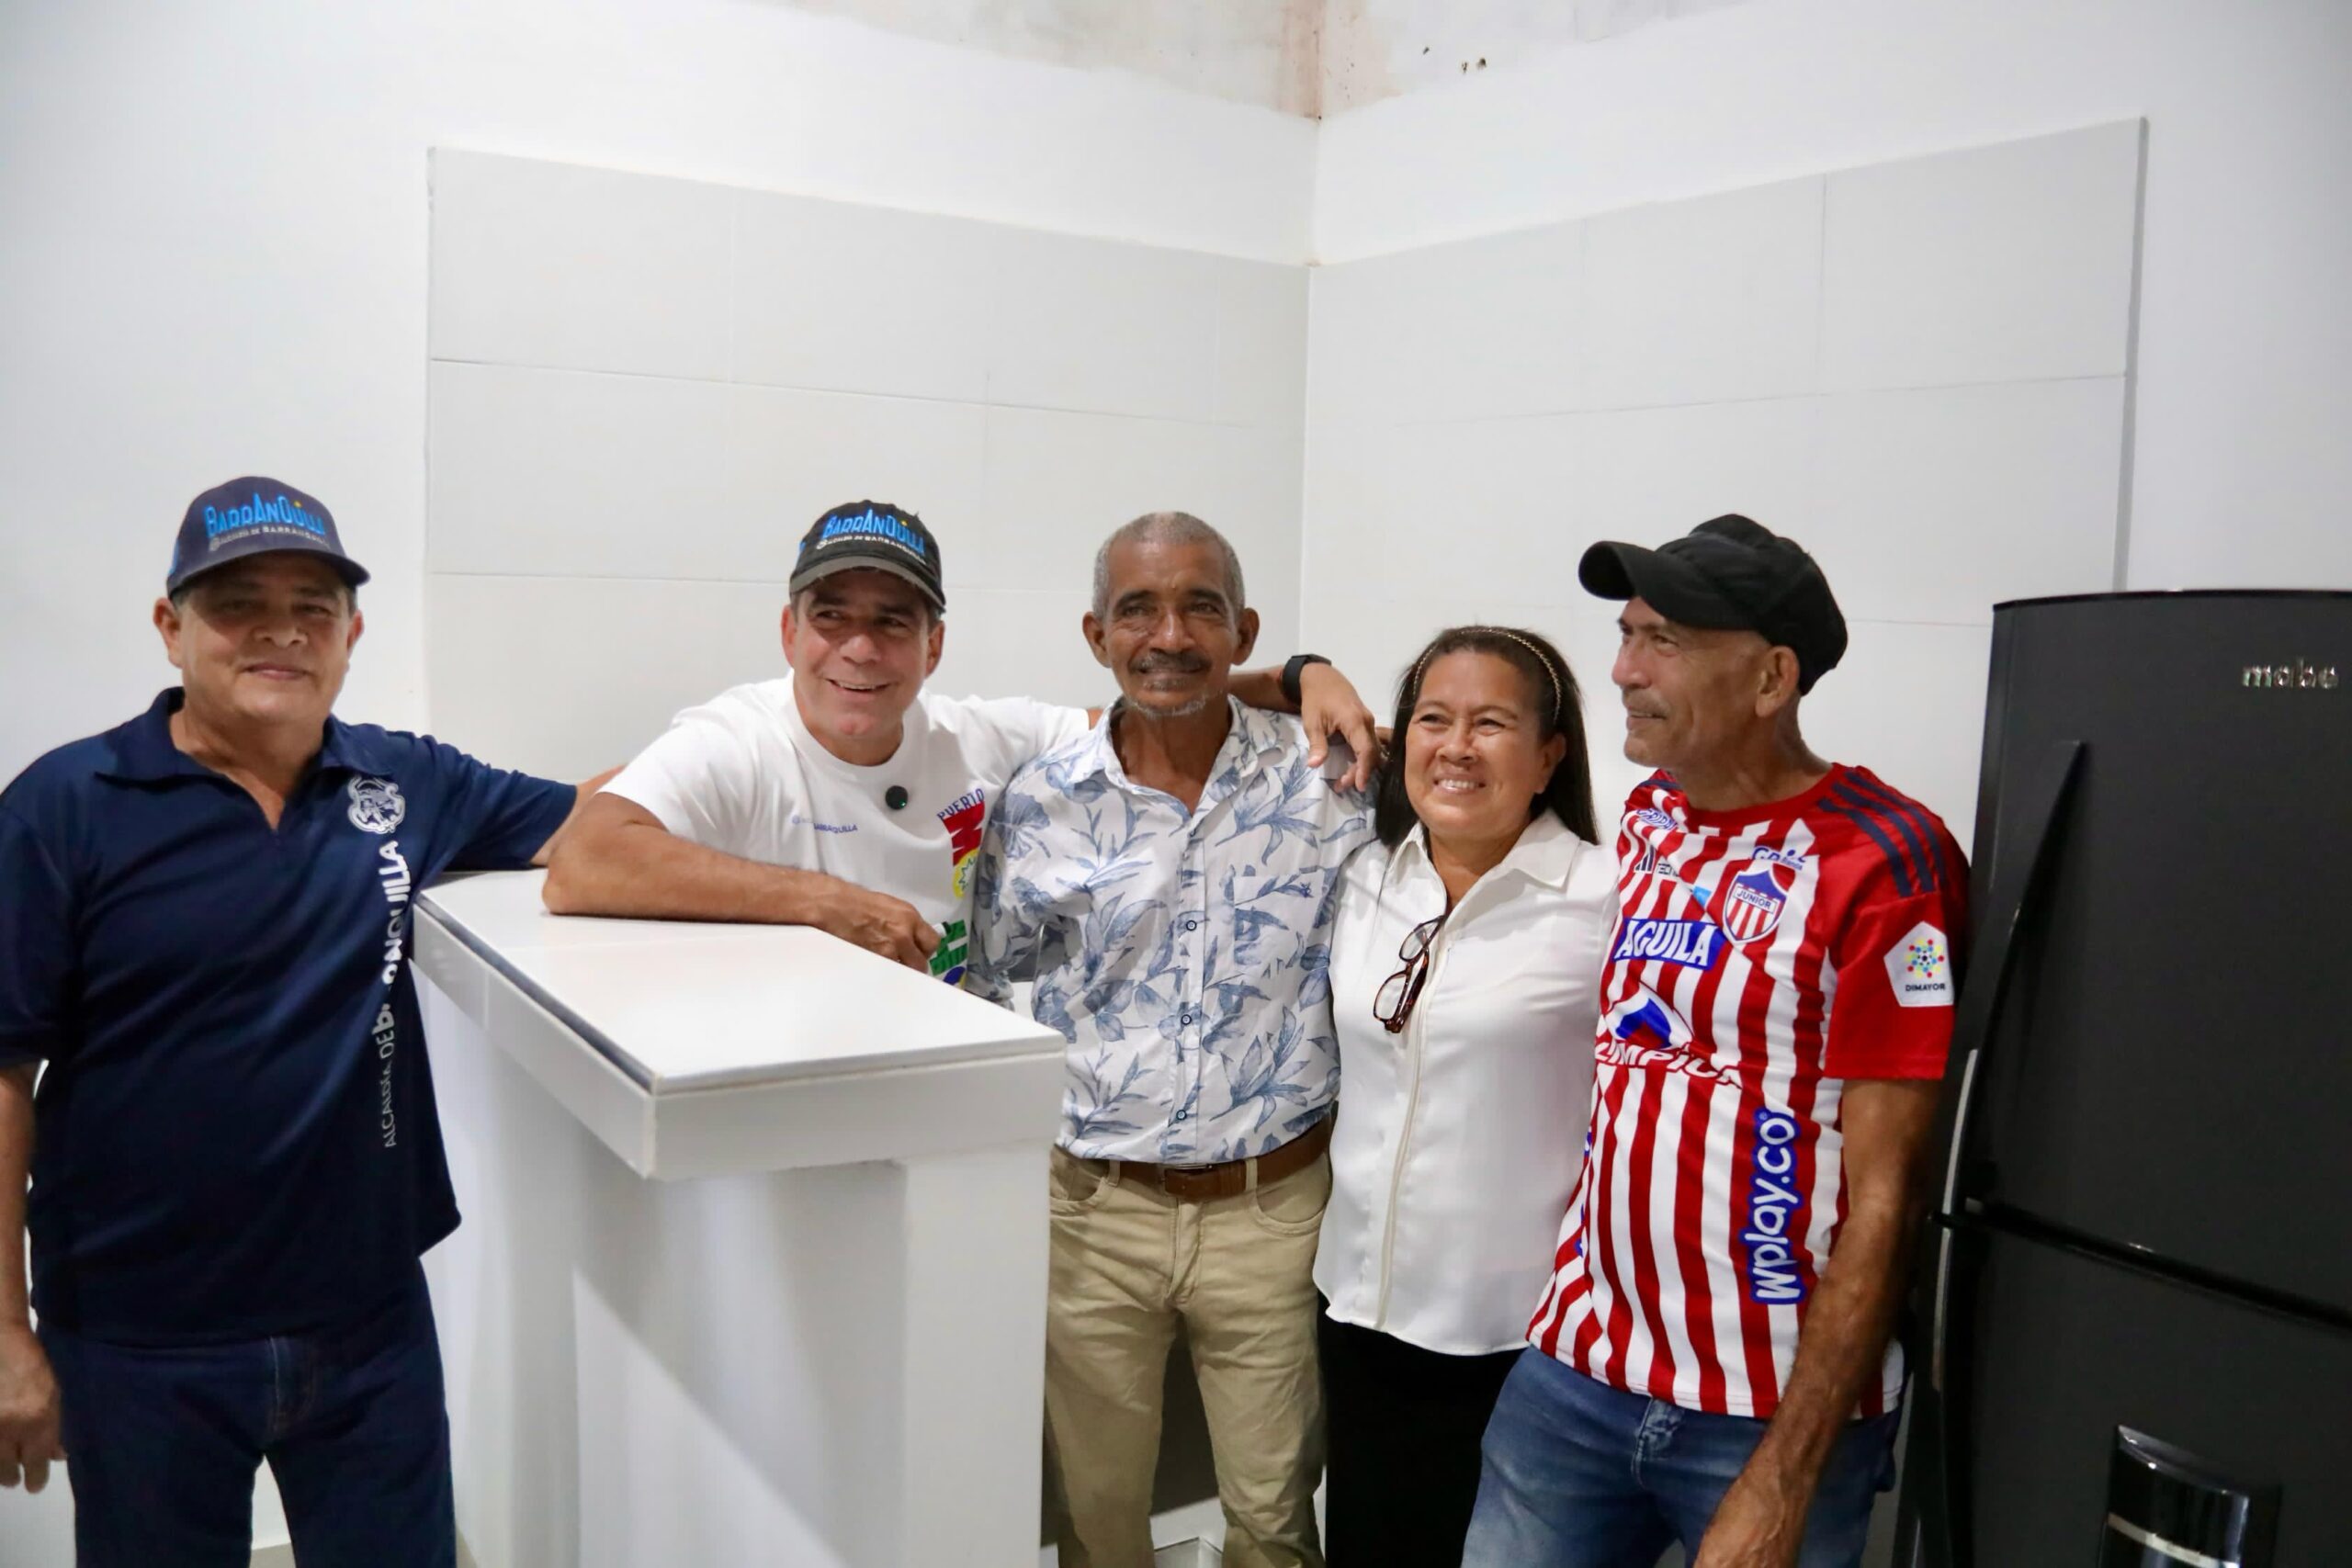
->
xmin=347 ymin=776 xmax=406 ymax=834
xmin=1716 ymin=854 xmax=1792 ymax=944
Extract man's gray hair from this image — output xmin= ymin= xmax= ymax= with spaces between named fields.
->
xmin=1091 ymin=512 xmax=1247 ymax=622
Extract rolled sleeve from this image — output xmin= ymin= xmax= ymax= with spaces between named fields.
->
xmin=0 ymin=805 xmax=75 ymax=1067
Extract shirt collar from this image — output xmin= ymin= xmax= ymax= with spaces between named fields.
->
xmin=314 ymin=715 xmax=385 ymax=777
xmin=96 ymin=687 xmax=380 ymax=783
xmin=1392 ymin=810 xmax=1585 ymax=896
xmin=1071 ymin=695 xmax=1294 ymax=795
xmin=96 ymin=690 xmax=208 ymax=782
xmin=1502 ymin=811 xmax=1584 ymax=889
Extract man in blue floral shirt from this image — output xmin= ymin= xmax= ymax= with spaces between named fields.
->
xmin=973 ymin=513 xmax=1374 ymax=1568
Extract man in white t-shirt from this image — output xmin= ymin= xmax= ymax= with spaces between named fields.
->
xmin=542 ymin=500 xmax=1376 ymax=986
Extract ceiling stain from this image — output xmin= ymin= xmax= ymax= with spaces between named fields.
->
xmin=760 ymin=0 xmax=1764 ymax=119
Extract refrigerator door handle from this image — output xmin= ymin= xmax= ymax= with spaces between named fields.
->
xmin=1907 ymin=739 xmax=2083 ymax=1568
xmin=1934 ymin=738 xmax=2086 ymax=1225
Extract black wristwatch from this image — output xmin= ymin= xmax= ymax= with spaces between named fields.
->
xmin=1281 ymin=653 xmax=1332 ymax=706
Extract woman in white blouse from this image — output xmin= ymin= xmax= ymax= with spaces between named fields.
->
xmin=1315 ymin=626 xmax=1617 ymax=1565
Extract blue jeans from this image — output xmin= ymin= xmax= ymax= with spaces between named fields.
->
xmin=1462 ymin=1349 xmax=1898 ymax=1568
xmin=40 ymin=1263 xmax=455 ymax=1568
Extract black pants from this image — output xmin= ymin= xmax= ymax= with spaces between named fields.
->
xmin=1319 ymin=1309 xmax=1523 ymax=1567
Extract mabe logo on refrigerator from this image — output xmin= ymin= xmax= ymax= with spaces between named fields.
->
xmin=2240 ymin=658 xmax=2338 ymax=691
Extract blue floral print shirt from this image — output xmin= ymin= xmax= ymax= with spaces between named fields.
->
xmin=970 ymin=698 xmax=1374 ymax=1163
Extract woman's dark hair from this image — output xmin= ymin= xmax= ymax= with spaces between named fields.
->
xmin=1373 ymin=625 xmax=1599 ymax=850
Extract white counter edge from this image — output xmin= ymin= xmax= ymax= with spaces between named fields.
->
xmin=414 ymin=898 xmax=1068 ymax=1180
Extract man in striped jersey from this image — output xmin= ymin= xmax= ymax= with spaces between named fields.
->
xmin=1463 ymin=515 xmax=1966 ymax=1568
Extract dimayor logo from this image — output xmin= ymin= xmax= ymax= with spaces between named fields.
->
xmin=347 ymin=777 xmax=406 ymax=834
xmin=205 ymin=491 xmax=328 ymax=541
xmin=1884 ymin=920 xmax=1953 ymax=1009
xmin=815 ymin=507 xmax=926 ymax=558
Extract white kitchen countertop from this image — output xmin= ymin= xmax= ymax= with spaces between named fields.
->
xmin=413 ymin=869 xmax=1068 ymax=1178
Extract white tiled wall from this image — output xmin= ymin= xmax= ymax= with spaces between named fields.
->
xmin=431 ymin=159 xmax=735 ymax=384
xmin=1305 ymin=223 xmax=1586 ymax=426
xmin=426 ymin=151 xmax=1309 ymax=780
xmin=1582 ymin=175 xmax=1826 ymax=411
xmin=1301 ymin=120 xmax=2147 ymax=848
xmin=1820 ymin=124 xmax=2144 ymax=393
xmin=431 ymin=125 xmax=2144 ymax=838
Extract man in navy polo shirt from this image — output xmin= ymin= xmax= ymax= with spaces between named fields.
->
xmin=0 ymin=479 xmax=594 ymax=1566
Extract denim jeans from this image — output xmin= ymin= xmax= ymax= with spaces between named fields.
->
xmin=40 ymin=1262 xmax=455 ymax=1568
xmin=1461 ymin=1348 xmax=1898 ymax=1568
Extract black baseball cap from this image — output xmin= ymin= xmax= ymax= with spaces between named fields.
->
xmin=789 ymin=501 xmax=945 ymax=615
xmin=166 ymin=477 xmax=369 ymax=596
xmin=1578 ymin=513 xmax=1847 ymax=693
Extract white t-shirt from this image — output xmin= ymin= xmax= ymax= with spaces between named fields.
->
xmin=1315 ymin=812 xmax=1618 ymax=1356
xmin=605 ymin=674 xmax=1090 ymax=987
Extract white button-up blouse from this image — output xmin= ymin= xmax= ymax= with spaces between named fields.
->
xmin=1314 ymin=811 xmax=1618 ymax=1356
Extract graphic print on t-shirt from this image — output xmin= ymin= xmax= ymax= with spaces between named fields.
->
xmin=930 ymin=788 xmax=987 ymax=986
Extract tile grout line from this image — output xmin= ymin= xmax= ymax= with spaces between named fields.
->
xmin=427 ymin=355 xmax=1268 ymax=431
xmin=2110 ymin=118 xmax=2150 ymax=592
xmin=429 ymin=570 xmax=1086 ymax=595
xmin=1305 ymin=371 xmax=2132 ymax=432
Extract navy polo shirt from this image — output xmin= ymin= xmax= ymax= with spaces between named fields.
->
xmin=0 ymin=689 xmax=574 ymax=1345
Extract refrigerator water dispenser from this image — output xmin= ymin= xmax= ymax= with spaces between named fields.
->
xmin=2099 ymin=1427 xmax=2278 ymax=1568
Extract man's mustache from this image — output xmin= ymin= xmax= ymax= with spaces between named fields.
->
xmin=1132 ymin=653 xmax=1210 ymax=675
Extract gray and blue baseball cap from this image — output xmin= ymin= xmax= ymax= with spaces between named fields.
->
xmin=166 ymin=477 xmax=369 ymax=596
xmin=789 ymin=500 xmax=945 ymax=614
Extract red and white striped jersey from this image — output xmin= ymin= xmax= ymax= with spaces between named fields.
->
xmin=1527 ymin=764 xmax=1967 ymax=1419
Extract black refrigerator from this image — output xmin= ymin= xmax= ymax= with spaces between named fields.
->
xmin=1897 ymin=591 xmax=2352 ymax=1568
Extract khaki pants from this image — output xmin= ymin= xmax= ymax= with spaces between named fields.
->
xmin=1044 ymin=1144 xmax=1329 ymax=1568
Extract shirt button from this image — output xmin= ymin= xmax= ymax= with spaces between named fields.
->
xmin=1174 ymin=1110 xmax=1189 ymax=1122
xmin=1182 ymin=1012 xmax=1194 ymax=1024
xmin=1183 ymin=919 xmax=1199 ymax=932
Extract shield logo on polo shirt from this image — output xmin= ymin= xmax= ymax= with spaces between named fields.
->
xmin=1716 ymin=854 xmax=1791 ymax=945
xmin=347 ymin=777 xmax=406 ymax=834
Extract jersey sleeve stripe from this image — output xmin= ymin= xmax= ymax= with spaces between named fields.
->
xmin=1831 ymin=780 xmax=1935 ymax=893
xmin=1819 ymin=795 xmax=1918 ymax=897
xmin=1836 ymin=773 xmax=1944 ymax=893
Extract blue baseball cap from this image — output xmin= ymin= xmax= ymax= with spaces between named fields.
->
xmin=166 ymin=477 xmax=370 ymax=597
